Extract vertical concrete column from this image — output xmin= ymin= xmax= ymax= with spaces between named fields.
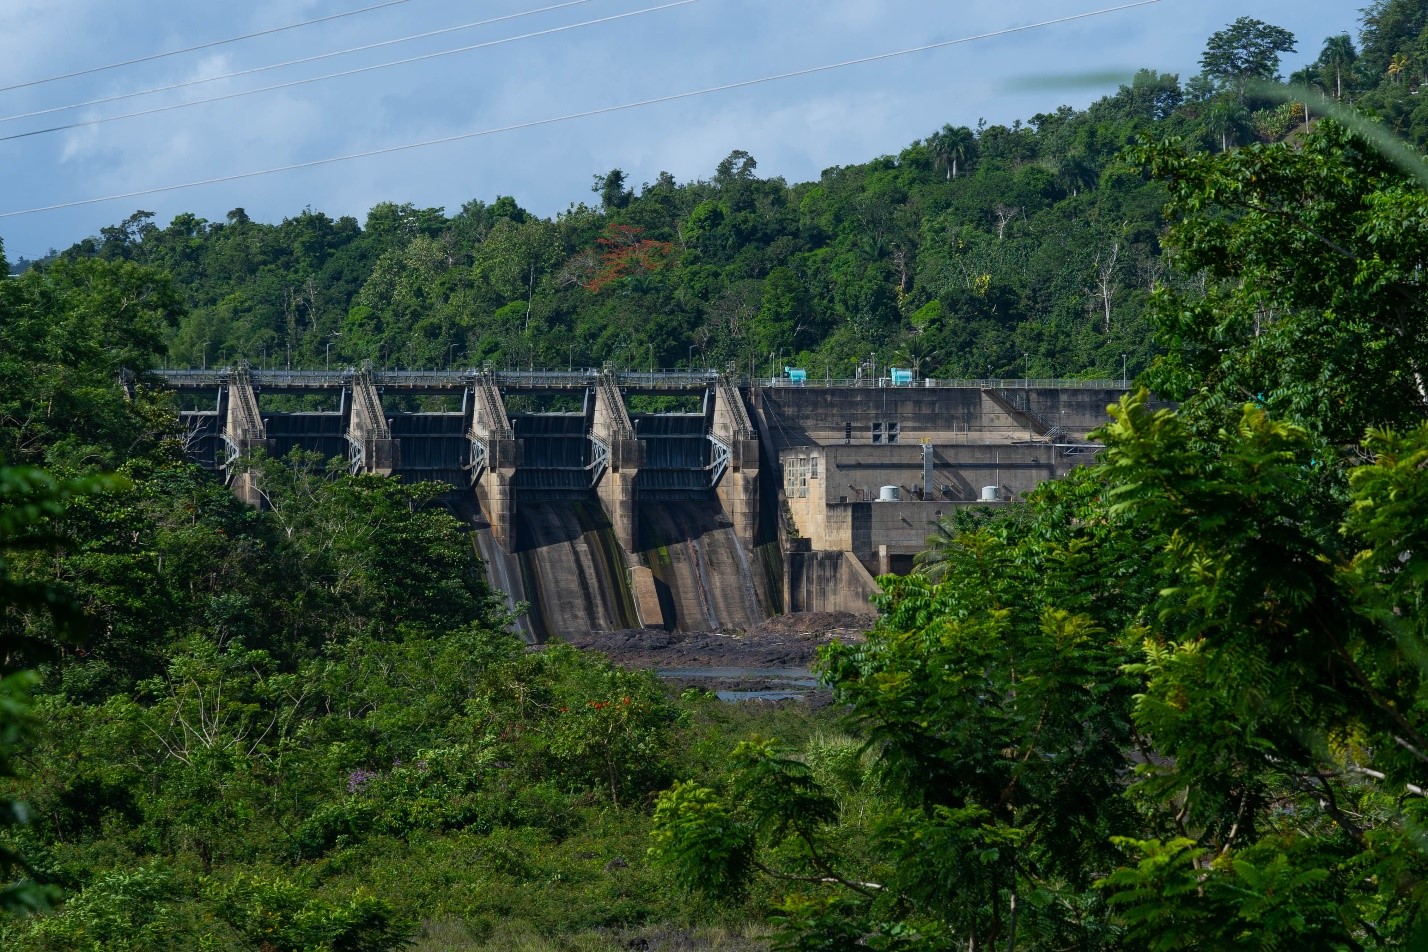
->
xmin=710 ymin=375 xmax=760 ymax=549
xmin=591 ymin=372 xmax=643 ymax=553
xmin=470 ymin=372 xmax=521 ymax=548
xmin=348 ymin=368 xmax=399 ymax=475
xmin=221 ymin=363 xmax=272 ymax=506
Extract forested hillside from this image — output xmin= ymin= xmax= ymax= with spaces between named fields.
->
xmin=11 ymin=4 xmax=1423 ymax=383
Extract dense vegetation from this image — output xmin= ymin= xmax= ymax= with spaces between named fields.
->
xmin=1 ymin=6 xmax=1427 ymax=950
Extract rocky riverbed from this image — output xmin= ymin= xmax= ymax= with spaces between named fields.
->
xmin=559 ymin=611 xmax=872 ymax=702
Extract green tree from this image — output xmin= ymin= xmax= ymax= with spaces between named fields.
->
xmin=1200 ymin=17 xmax=1297 ymax=101
xmin=594 ymin=168 xmax=632 ymax=211
xmin=653 ymin=467 xmax=1157 ymax=949
xmin=927 ymin=124 xmax=975 ymax=180
xmin=213 ymin=874 xmax=414 ymax=951
xmin=1135 ymin=120 xmax=1428 ymax=445
xmin=0 ymin=257 xmax=181 ymax=469
xmin=0 ymin=465 xmax=124 ymax=916
xmin=1319 ymin=33 xmax=1359 ymax=99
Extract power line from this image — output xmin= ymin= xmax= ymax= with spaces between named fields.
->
xmin=0 ymin=0 xmax=420 ymax=95
xmin=0 ymin=0 xmax=695 ymax=143
xmin=0 ymin=0 xmax=598 ymax=126
xmin=0 ymin=1 xmax=1162 ymax=220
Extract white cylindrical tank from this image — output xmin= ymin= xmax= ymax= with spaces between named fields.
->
xmin=878 ymin=485 xmax=900 ymax=502
xmin=980 ymin=485 xmax=1000 ymax=502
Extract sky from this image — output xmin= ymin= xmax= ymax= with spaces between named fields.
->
xmin=0 ymin=0 xmax=1356 ymax=262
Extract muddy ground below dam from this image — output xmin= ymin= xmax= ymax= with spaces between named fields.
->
xmin=558 ymin=611 xmax=872 ymax=702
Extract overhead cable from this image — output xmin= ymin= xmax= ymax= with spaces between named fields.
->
xmin=0 ymin=0 xmax=695 ymax=143
xmin=0 ymin=0 xmax=419 ymax=95
xmin=0 ymin=0 xmax=1163 ymax=219
xmin=0 ymin=0 xmax=598 ymax=126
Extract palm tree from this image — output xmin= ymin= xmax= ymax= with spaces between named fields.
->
xmin=1388 ymin=52 xmax=1410 ymax=85
xmin=1318 ymin=34 xmax=1357 ymax=100
xmin=1206 ymin=97 xmax=1250 ymax=152
xmin=1055 ymin=154 xmax=1097 ymax=197
xmin=928 ymin=124 xmax=975 ymax=181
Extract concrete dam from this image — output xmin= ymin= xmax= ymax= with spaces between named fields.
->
xmin=160 ymin=366 xmax=1129 ymax=639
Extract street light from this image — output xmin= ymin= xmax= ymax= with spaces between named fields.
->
xmin=1121 ymin=353 xmax=1127 ymax=388
xmin=689 ymin=344 xmax=697 ymax=372
xmin=1024 ymin=352 xmax=1029 ymax=389
xmin=448 ymin=342 xmax=458 ymax=369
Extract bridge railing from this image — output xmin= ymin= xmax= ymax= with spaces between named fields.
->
xmin=615 ymin=371 xmax=720 ymax=390
xmin=495 ymin=370 xmax=596 ymax=389
xmin=753 ymin=376 xmax=1126 ymax=390
xmin=374 ymin=370 xmax=470 ymax=388
xmin=154 ymin=369 xmax=1130 ymax=392
xmin=159 ymin=369 xmax=230 ymax=387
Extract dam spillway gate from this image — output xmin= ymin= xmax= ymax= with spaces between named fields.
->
xmin=163 ymin=367 xmax=766 ymax=640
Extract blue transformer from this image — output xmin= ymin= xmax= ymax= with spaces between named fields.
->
xmin=784 ymin=367 xmax=807 ymax=384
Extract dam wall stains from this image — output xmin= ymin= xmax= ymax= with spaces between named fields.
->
xmin=635 ymin=500 xmax=766 ymax=632
xmin=515 ymin=499 xmax=639 ymax=639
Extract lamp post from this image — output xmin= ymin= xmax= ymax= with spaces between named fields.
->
xmin=689 ymin=344 xmax=696 ymax=372
xmin=197 ymin=343 xmax=207 ymax=370
xmin=1024 ymin=353 xmax=1029 ymax=389
xmin=1121 ymin=353 xmax=1127 ymax=388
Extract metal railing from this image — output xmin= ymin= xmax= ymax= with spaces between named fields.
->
xmin=155 ymin=368 xmax=1131 ymax=392
xmin=756 ymin=376 xmax=1127 ymax=390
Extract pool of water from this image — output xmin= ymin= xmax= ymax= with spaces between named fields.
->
xmin=656 ymin=667 xmax=821 ymax=702
xmin=714 ymin=688 xmax=810 ymax=701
